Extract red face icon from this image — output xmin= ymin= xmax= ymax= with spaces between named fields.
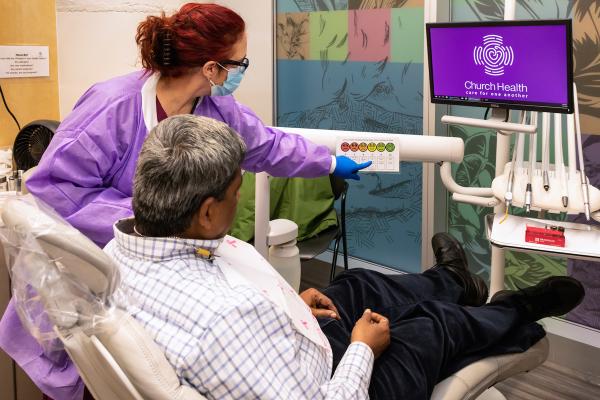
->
xmin=350 ymin=142 xmax=359 ymax=152
xmin=340 ymin=142 xmax=350 ymax=152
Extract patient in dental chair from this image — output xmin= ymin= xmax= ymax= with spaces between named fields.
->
xmin=105 ymin=114 xmax=585 ymax=400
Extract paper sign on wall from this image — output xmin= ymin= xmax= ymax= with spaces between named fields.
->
xmin=336 ymin=136 xmax=400 ymax=173
xmin=0 ymin=46 xmax=49 ymax=78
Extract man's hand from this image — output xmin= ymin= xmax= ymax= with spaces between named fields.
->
xmin=351 ymin=309 xmax=390 ymax=358
xmin=299 ymin=288 xmax=340 ymax=320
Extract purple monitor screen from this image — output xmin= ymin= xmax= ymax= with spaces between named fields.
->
xmin=426 ymin=20 xmax=573 ymax=113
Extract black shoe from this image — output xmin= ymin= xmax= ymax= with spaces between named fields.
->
xmin=432 ymin=232 xmax=469 ymax=270
xmin=431 ymin=232 xmax=488 ymax=307
xmin=490 ymin=276 xmax=585 ymax=322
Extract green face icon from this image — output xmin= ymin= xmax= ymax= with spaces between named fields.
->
xmin=367 ymin=142 xmax=377 ymax=152
xmin=376 ymin=142 xmax=386 ymax=152
xmin=385 ymin=142 xmax=395 ymax=152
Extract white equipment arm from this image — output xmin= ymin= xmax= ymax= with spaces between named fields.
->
xmin=281 ymin=127 xmax=464 ymax=163
xmin=254 ymin=128 xmax=465 ymax=257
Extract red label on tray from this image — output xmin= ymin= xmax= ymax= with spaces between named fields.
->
xmin=525 ymin=225 xmax=565 ymax=247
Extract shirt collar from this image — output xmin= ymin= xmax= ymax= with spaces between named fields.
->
xmin=112 ymin=218 xmax=223 ymax=262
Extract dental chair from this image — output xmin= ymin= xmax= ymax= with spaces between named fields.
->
xmin=0 ymin=197 xmax=548 ymax=400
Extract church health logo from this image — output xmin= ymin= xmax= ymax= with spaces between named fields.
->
xmin=465 ymin=34 xmax=527 ymax=99
xmin=473 ymin=34 xmax=514 ymax=76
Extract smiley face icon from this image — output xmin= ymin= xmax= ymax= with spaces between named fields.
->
xmin=376 ymin=142 xmax=386 ymax=152
xmin=368 ymin=142 xmax=377 ymax=152
xmin=359 ymin=142 xmax=368 ymax=152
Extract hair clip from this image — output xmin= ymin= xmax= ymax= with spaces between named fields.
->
xmin=162 ymin=30 xmax=172 ymax=66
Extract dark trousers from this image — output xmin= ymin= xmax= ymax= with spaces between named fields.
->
xmin=318 ymin=268 xmax=545 ymax=400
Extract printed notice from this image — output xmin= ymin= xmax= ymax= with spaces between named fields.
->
xmin=336 ymin=136 xmax=400 ymax=173
xmin=0 ymin=46 xmax=50 ymax=78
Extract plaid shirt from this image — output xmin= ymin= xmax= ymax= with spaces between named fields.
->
xmin=105 ymin=219 xmax=374 ymax=399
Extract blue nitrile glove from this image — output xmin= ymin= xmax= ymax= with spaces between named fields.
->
xmin=333 ymin=156 xmax=372 ymax=180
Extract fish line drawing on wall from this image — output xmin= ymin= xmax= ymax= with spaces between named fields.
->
xmin=344 ymin=163 xmax=422 ymax=252
xmin=279 ymin=79 xmax=422 ymax=132
xmin=345 ymin=195 xmax=422 ymax=250
xmin=368 ymin=171 xmax=420 ymax=200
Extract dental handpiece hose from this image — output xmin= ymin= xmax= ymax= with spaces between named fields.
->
xmin=573 ymin=83 xmax=591 ymax=220
xmin=506 ymin=144 xmax=518 ymax=209
xmin=526 ymin=112 xmax=538 ymax=212
xmin=506 ymin=111 xmax=526 ymax=209
xmin=566 ymin=112 xmax=577 ymax=178
xmin=554 ymin=113 xmax=568 ymax=208
xmin=541 ymin=113 xmax=550 ymax=191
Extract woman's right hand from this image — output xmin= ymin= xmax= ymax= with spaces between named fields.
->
xmin=333 ymin=156 xmax=372 ymax=180
xmin=351 ymin=309 xmax=390 ymax=358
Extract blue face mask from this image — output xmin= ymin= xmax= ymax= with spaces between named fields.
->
xmin=210 ymin=67 xmax=245 ymax=96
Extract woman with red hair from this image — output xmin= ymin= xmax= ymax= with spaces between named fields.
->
xmin=1 ymin=4 xmax=370 ymax=400
xmin=26 ymin=2 xmax=370 ymax=247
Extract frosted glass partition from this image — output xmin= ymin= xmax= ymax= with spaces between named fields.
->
xmin=275 ymin=0 xmax=426 ymax=272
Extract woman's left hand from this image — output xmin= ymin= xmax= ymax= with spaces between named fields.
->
xmin=299 ymin=288 xmax=340 ymax=320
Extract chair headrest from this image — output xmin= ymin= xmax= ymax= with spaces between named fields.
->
xmin=1 ymin=197 xmax=119 ymax=295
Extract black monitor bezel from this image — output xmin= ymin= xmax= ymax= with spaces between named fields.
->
xmin=426 ymin=19 xmax=574 ymax=114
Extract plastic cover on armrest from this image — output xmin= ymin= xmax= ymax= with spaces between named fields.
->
xmin=0 ymin=195 xmax=128 ymax=360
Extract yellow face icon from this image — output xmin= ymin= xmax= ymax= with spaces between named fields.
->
xmin=367 ymin=142 xmax=377 ymax=152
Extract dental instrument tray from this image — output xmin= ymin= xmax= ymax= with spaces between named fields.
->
xmin=485 ymin=213 xmax=600 ymax=261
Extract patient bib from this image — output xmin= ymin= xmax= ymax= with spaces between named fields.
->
xmin=215 ymin=236 xmax=331 ymax=351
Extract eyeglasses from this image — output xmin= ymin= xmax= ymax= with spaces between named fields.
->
xmin=217 ymin=57 xmax=250 ymax=73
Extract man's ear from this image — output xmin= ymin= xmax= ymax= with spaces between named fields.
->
xmin=197 ymin=197 xmax=216 ymax=231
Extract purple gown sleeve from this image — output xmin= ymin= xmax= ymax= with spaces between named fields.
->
xmin=217 ymin=99 xmax=332 ymax=178
xmin=26 ymin=130 xmax=133 ymax=247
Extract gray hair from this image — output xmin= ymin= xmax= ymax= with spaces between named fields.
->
xmin=132 ymin=115 xmax=246 ymax=236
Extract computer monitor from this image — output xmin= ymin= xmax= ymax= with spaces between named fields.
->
xmin=426 ymin=19 xmax=573 ymax=114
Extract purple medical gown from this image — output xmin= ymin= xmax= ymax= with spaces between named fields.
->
xmin=0 ymin=70 xmax=331 ymax=399
xmin=27 ymin=70 xmax=331 ymax=246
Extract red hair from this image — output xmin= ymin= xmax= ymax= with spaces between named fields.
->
xmin=136 ymin=3 xmax=245 ymax=77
